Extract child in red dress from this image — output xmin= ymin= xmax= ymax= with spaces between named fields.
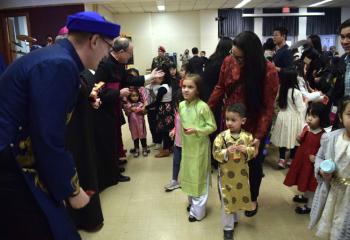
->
xmin=283 ymin=102 xmax=329 ymax=214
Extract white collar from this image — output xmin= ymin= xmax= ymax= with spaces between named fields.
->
xmin=310 ymin=128 xmax=322 ymax=134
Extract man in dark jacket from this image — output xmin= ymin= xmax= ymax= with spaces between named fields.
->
xmin=188 ymin=47 xmax=206 ymax=75
xmin=0 ymin=11 xmax=120 ymax=240
xmin=272 ymin=27 xmax=293 ymax=73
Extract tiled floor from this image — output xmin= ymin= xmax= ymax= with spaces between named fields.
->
xmin=80 ymin=125 xmax=319 ymax=240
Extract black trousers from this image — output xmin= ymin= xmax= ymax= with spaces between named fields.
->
xmin=248 ymin=136 xmax=267 ymax=202
xmin=279 ymin=147 xmax=297 ymax=159
xmin=147 ymin=109 xmax=162 ymax=144
xmin=134 ymin=138 xmax=147 ymax=149
xmin=161 ymin=132 xmax=172 ymax=150
xmin=0 ymin=147 xmax=54 ymax=239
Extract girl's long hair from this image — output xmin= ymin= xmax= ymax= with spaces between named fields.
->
xmin=233 ymin=31 xmax=267 ymax=119
xmin=277 ymin=69 xmax=299 ymax=109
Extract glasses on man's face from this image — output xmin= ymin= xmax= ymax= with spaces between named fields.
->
xmin=230 ymin=49 xmax=244 ymax=64
xmin=101 ymin=38 xmax=117 ymax=52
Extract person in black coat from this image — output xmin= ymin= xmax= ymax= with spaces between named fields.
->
xmin=94 ymin=37 xmax=163 ymax=190
xmin=201 ymin=37 xmax=233 ymax=169
xmin=188 ymin=47 xmax=206 ymax=75
xmin=66 ymin=69 xmax=104 ymax=232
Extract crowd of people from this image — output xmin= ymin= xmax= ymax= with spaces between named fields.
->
xmin=0 ymin=9 xmax=349 ymax=240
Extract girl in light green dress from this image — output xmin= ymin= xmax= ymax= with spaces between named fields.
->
xmin=179 ymin=74 xmax=217 ymax=222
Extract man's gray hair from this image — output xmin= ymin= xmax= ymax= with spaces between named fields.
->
xmin=113 ymin=37 xmax=130 ymax=52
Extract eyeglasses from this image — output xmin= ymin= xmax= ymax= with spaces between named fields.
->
xmin=101 ymin=37 xmax=117 ymax=52
xmin=230 ymin=49 xmax=244 ymax=64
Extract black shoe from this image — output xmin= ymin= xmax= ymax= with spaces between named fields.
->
xmin=78 ymin=222 xmax=104 ymax=232
xmin=293 ymin=195 xmax=308 ymax=203
xmin=188 ymin=215 xmax=199 ymax=222
xmin=186 ymin=204 xmax=191 ymax=212
xmin=223 ymin=230 xmax=234 ymax=240
xmin=119 ymin=167 xmax=125 ymax=173
xmin=295 ymin=205 xmax=311 ymax=214
xmin=117 ymin=175 xmax=130 ymax=182
xmin=245 ymin=203 xmax=258 ymax=217
xmin=118 ymin=159 xmax=127 ymax=165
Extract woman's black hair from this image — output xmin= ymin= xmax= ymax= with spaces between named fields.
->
xmin=209 ymin=37 xmax=233 ymax=65
xmin=233 ymin=31 xmax=267 ymax=119
xmin=338 ymin=95 xmax=350 ymax=122
xmin=263 ymin=38 xmax=275 ymax=51
xmin=307 ymin=102 xmax=329 ymax=128
xmin=308 ymin=34 xmax=322 ymax=54
xmin=277 ymin=69 xmax=299 ymax=109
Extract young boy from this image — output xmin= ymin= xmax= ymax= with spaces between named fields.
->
xmin=213 ymin=103 xmax=256 ymax=240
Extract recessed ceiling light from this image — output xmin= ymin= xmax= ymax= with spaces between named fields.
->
xmin=157 ymin=5 xmax=165 ymax=11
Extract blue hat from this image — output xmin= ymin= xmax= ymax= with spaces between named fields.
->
xmin=67 ymin=11 xmax=120 ymax=39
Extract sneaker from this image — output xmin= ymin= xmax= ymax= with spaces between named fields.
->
xmin=133 ymin=148 xmax=140 ymax=158
xmin=286 ymin=159 xmax=293 ymax=167
xmin=164 ymin=180 xmax=180 ymax=192
xmin=154 ymin=143 xmax=162 ymax=150
xmin=295 ymin=205 xmax=311 ymax=214
xmin=142 ymin=148 xmax=148 ymax=157
xmin=293 ymin=195 xmax=308 ymax=203
xmin=188 ymin=215 xmax=199 ymax=222
xmin=278 ymin=159 xmax=286 ymax=169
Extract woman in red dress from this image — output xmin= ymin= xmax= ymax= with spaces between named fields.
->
xmin=208 ymin=31 xmax=279 ymax=217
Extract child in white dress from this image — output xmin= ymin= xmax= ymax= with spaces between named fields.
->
xmin=271 ymin=69 xmax=306 ymax=168
xmin=309 ymin=96 xmax=350 ymax=240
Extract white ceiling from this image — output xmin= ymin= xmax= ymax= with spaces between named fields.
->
xmin=103 ymin=0 xmax=350 ymax=14
xmin=0 ymin=0 xmax=349 ymax=11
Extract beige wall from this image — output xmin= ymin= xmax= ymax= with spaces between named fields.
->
xmin=84 ymin=4 xmax=115 ymax=22
xmin=114 ymin=10 xmax=218 ymax=74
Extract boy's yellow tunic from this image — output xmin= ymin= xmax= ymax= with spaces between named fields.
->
xmin=179 ymin=99 xmax=217 ymax=197
xmin=213 ymin=129 xmax=255 ymax=213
